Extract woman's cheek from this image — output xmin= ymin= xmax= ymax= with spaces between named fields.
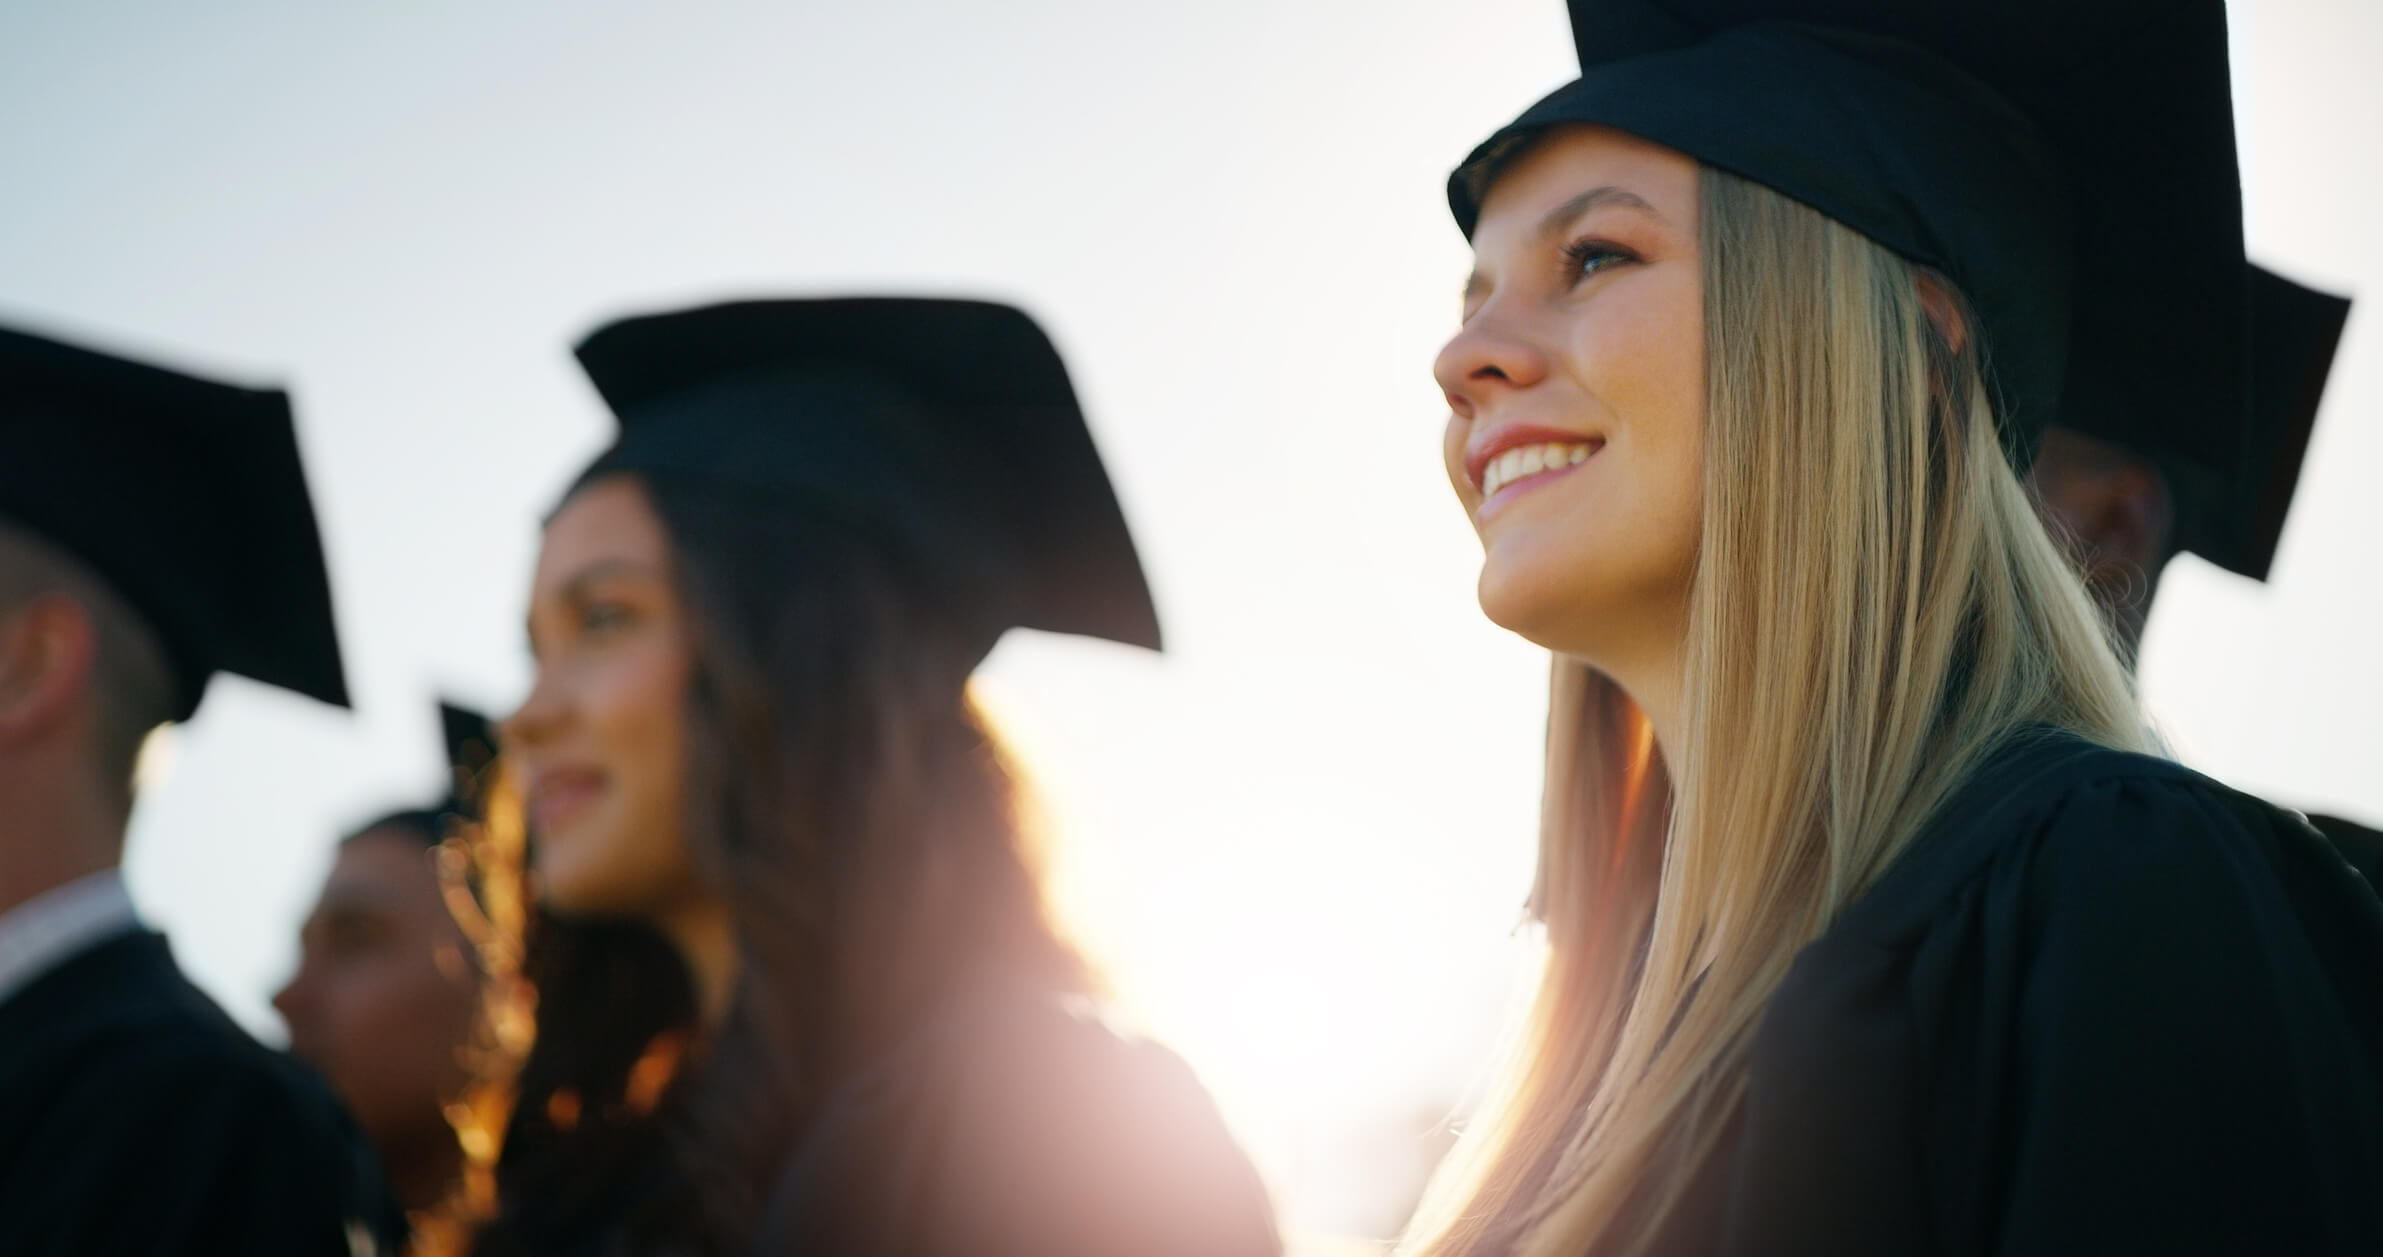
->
xmin=616 ymin=627 xmax=698 ymax=902
xmin=1444 ymin=414 xmax=1476 ymax=508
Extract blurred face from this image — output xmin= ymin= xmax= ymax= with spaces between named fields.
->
xmin=274 ymin=826 xmax=480 ymax=1147
xmin=1435 ymin=126 xmax=1705 ymax=670
xmin=504 ymin=475 xmax=699 ymax=918
xmin=2026 ymin=425 xmax=2173 ymax=655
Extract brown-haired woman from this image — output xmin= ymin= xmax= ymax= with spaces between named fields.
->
xmin=471 ymin=298 xmax=1278 ymax=1257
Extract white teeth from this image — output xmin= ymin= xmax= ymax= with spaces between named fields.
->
xmin=1481 ymin=441 xmax=1597 ymax=497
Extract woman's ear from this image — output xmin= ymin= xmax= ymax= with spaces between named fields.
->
xmin=1915 ymin=271 xmax=1970 ymax=356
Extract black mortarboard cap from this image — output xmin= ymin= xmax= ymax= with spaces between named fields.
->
xmin=570 ymin=297 xmax=1161 ymax=661
xmin=2167 ymin=267 xmax=2351 ymax=582
xmin=441 ymin=700 xmax=499 ymax=819
xmin=1448 ymin=0 xmax=2246 ymax=475
xmin=351 ymin=700 xmax=497 ymax=845
xmin=0 ymin=323 xmax=349 ymax=720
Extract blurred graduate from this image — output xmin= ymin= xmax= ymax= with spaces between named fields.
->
xmin=0 ymin=326 xmax=404 ymax=1254
xmin=462 ymin=297 xmax=1279 ymax=1256
xmin=279 ymin=704 xmax=499 ymax=1221
xmin=1407 ymin=2 xmax=2383 ymax=1254
xmin=2027 ymin=271 xmax=2383 ymax=886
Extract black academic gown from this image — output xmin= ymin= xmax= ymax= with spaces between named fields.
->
xmin=753 ymin=985 xmax=1282 ymax=1257
xmin=0 ymin=929 xmax=406 ymax=1257
xmin=2311 ymin=813 xmax=2383 ymax=895
xmin=1656 ymin=730 xmax=2383 ymax=1257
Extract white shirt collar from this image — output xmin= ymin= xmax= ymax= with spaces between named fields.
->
xmin=0 ymin=868 xmax=141 ymax=1009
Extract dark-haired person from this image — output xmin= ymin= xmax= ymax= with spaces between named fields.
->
xmin=1403 ymin=2 xmax=2383 ymax=1255
xmin=280 ymin=704 xmax=497 ymax=1220
xmin=469 ymin=297 xmax=1279 ymax=1257
xmin=2028 ymin=270 xmax=2381 ymax=887
xmin=0 ymin=324 xmax=402 ymax=1254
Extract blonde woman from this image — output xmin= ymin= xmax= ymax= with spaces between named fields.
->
xmin=1405 ymin=3 xmax=2383 ymax=1256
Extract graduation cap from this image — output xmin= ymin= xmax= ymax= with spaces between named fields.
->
xmin=0 ymin=322 xmax=348 ymax=721
xmin=569 ymin=297 xmax=1162 ymax=663
xmin=1448 ymin=0 xmax=2248 ymax=476
xmin=2171 ymin=267 xmax=2353 ymax=582
xmin=345 ymin=701 xmax=496 ymax=846
xmin=441 ymin=700 xmax=499 ymax=819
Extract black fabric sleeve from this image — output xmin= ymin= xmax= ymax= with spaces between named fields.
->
xmin=1994 ymin=778 xmax=2383 ymax=1255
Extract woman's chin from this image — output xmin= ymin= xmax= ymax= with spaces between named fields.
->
xmin=534 ymin=876 xmax=601 ymax=917
xmin=534 ymin=852 xmax=634 ymax=918
xmin=537 ymin=864 xmax=694 ymax=928
xmin=1477 ymin=560 xmax=1595 ymax=652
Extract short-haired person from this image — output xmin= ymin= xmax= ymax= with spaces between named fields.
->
xmin=279 ymin=705 xmax=497 ymax=1221
xmin=2028 ymin=270 xmax=2380 ymax=886
xmin=466 ymin=298 xmax=1279 ymax=1256
xmin=0 ymin=324 xmax=403 ymax=1254
xmin=1405 ymin=3 xmax=2383 ymax=1255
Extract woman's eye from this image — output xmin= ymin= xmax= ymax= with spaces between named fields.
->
xmin=580 ymin=601 xmax=633 ymax=634
xmin=1562 ymin=239 xmax=1632 ymax=285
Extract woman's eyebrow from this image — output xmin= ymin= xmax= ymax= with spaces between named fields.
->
xmin=1535 ymin=184 xmax=1665 ymax=241
xmin=558 ymin=557 xmax=655 ymax=601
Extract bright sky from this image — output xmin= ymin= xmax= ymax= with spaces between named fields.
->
xmin=2 ymin=0 xmax=2375 ymax=1243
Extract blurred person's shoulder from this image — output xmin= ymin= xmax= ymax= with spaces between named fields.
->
xmin=0 ymin=929 xmax=405 ymax=1255
xmin=760 ymin=981 xmax=1281 ymax=1257
xmin=7 ymin=927 xmax=297 ymax=1083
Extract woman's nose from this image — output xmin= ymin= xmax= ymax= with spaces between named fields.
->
xmin=500 ymin=669 xmax=563 ymax=751
xmin=1434 ymin=306 xmax=1551 ymax=420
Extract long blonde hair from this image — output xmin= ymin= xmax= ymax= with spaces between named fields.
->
xmin=1402 ymin=167 xmax=2146 ymax=1257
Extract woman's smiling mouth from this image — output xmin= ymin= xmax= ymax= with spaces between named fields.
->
xmin=527 ymin=769 xmax=606 ymax=835
xmin=1467 ymin=425 xmax=1608 ymax=521
xmin=1481 ymin=439 xmax=1600 ymax=498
